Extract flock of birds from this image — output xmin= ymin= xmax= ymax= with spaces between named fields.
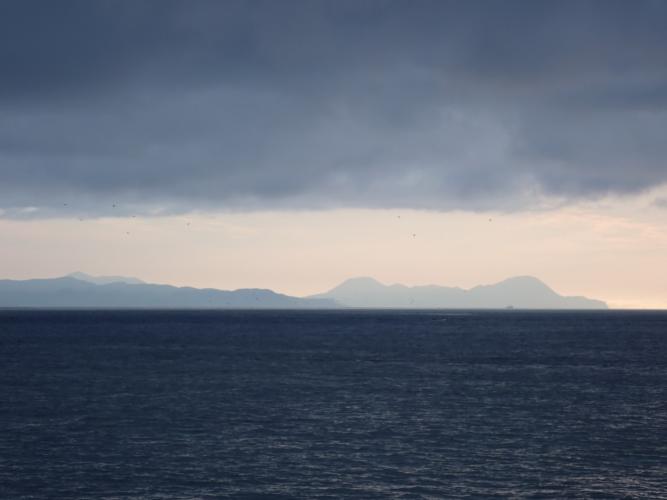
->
xmin=64 ymin=202 xmax=192 ymax=236
xmin=63 ymin=203 xmax=494 ymax=239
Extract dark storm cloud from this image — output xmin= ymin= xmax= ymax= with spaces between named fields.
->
xmin=1 ymin=0 xmax=666 ymax=216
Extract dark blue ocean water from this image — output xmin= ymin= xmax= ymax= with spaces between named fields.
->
xmin=1 ymin=310 xmax=666 ymax=499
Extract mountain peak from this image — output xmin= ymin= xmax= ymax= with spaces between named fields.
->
xmin=339 ymin=276 xmax=384 ymax=287
xmin=326 ymin=276 xmax=387 ymax=293
xmin=66 ymin=272 xmax=145 ymax=286
xmin=482 ymin=275 xmax=551 ymax=290
xmin=313 ymin=275 xmax=606 ymax=309
xmin=500 ymin=275 xmax=543 ymax=284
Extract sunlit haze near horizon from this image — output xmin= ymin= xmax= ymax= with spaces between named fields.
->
xmin=2 ymin=186 xmax=667 ymax=308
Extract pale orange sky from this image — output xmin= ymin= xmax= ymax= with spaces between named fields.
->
xmin=1 ymin=189 xmax=666 ymax=309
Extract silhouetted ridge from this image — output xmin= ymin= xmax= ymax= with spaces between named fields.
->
xmin=311 ymin=276 xmax=607 ymax=309
xmin=0 ymin=275 xmax=337 ymax=309
xmin=66 ymin=272 xmax=145 ymax=285
xmin=0 ymin=274 xmax=606 ymax=309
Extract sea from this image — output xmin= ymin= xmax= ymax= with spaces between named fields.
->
xmin=1 ymin=310 xmax=666 ymax=499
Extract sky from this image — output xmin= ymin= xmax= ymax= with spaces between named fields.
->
xmin=1 ymin=0 xmax=666 ymax=308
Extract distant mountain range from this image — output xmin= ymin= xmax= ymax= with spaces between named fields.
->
xmin=0 ymin=275 xmax=336 ymax=309
xmin=0 ymin=273 xmax=607 ymax=309
xmin=310 ymin=276 xmax=607 ymax=309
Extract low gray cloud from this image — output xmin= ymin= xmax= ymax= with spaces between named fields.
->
xmin=1 ymin=0 xmax=666 ymax=217
xmin=654 ymin=197 xmax=667 ymax=209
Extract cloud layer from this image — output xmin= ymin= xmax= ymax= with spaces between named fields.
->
xmin=1 ymin=0 xmax=666 ymax=216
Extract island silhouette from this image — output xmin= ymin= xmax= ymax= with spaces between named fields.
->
xmin=310 ymin=276 xmax=607 ymax=309
xmin=0 ymin=273 xmax=607 ymax=309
